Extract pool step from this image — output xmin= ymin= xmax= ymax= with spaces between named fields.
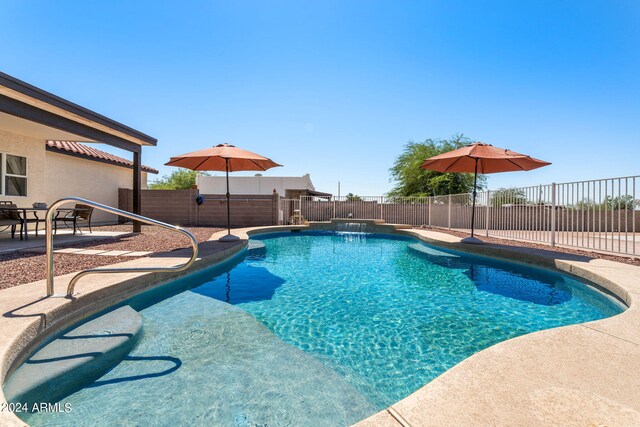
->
xmin=247 ymin=240 xmax=265 ymax=250
xmin=3 ymin=305 xmax=142 ymax=406
xmin=408 ymin=242 xmax=459 ymax=258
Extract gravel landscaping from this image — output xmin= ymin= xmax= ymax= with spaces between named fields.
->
xmin=0 ymin=225 xmax=222 ymax=290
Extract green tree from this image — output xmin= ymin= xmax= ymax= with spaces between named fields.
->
xmin=345 ymin=193 xmax=363 ymax=201
xmin=490 ymin=188 xmax=528 ymax=207
xmin=388 ymin=134 xmax=484 ymax=197
xmin=574 ymin=199 xmax=597 ymax=210
xmin=149 ymin=169 xmax=208 ymax=190
xmin=603 ymin=195 xmax=636 ymax=210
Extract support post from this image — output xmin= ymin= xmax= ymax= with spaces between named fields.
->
xmin=485 ymin=189 xmax=490 ymax=237
xmin=132 ymin=149 xmax=142 ymax=233
xmin=448 ymin=194 xmax=452 ymax=229
xmin=272 ymin=189 xmax=278 ymax=225
xmin=333 ymin=198 xmax=336 ymax=219
xmin=218 ymin=158 xmax=239 ymax=241
xmin=551 ymin=182 xmax=556 ymax=247
xmin=225 ymin=159 xmax=231 ymax=235
xmin=470 ymin=159 xmax=479 ymax=237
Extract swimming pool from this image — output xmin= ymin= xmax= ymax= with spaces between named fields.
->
xmin=13 ymin=231 xmax=624 ymax=426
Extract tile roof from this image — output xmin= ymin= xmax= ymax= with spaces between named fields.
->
xmin=46 ymin=140 xmax=159 ymax=174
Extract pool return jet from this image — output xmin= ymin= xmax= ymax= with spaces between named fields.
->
xmin=166 ymin=143 xmax=282 ymax=241
xmin=421 ymin=142 xmax=550 ymax=244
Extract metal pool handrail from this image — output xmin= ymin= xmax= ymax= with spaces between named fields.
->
xmin=45 ymin=197 xmax=199 ymax=298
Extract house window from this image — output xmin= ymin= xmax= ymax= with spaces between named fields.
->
xmin=1 ymin=153 xmax=28 ymax=197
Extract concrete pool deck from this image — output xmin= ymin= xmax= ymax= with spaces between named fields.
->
xmin=0 ymin=224 xmax=638 ymax=426
xmin=0 ymin=229 xmax=132 ymax=255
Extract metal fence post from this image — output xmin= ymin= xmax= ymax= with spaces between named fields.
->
xmin=485 ymin=190 xmax=490 ymax=237
xmin=333 ymin=198 xmax=336 ymax=219
xmin=550 ymin=182 xmax=556 ymax=247
xmin=428 ymin=196 xmax=431 ymax=227
xmin=299 ymin=195 xmax=303 ymax=221
xmin=448 ymin=194 xmax=452 ymax=230
xmin=272 ymin=191 xmax=278 ymax=225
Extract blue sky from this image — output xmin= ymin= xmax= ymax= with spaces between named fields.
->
xmin=2 ymin=0 xmax=639 ymax=196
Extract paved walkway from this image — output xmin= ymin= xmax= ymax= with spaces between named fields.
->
xmin=53 ymin=248 xmax=152 ymax=257
xmin=0 ymin=230 xmax=131 ymax=255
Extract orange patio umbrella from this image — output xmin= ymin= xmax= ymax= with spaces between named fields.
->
xmin=421 ymin=142 xmax=550 ymax=242
xmin=166 ymin=143 xmax=282 ymax=241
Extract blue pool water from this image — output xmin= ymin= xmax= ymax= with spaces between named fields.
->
xmin=18 ymin=231 xmax=624 ymax=426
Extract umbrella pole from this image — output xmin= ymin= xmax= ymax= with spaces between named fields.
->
xmin=470 ymin=158 xmax=478 ymax=238
xmin=225 ymin=158 xmax=231 ymax=236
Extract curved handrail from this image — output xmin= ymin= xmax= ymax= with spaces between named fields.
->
xmin=45 ymin=197 xmax=199 ymax=298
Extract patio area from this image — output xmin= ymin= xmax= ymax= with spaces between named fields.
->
xmin=0 ymin=227 xmax=130 ymax=255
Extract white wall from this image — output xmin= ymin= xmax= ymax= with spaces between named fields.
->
xmin=196 ymin=174 xmax=315 ymax=197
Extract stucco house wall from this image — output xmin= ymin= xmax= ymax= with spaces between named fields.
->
xmin=45 ymin=151 xmax=148 ymax=224
xmin=1 ymin=129 xmax=150 ymax=226
xmin=0 ymin=129 xmax=46 ymax=208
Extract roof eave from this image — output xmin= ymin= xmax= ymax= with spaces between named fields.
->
xmin=0 ymin=71 xmax=157 ymax=147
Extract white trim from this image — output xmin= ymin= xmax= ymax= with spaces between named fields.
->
xmin=0 ymin=152 xmax=28 ymax=197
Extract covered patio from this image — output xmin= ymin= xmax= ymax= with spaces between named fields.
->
xmin=0 ymin=72 xmax=157 ymax=251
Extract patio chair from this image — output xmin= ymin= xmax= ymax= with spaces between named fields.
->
xmin=53 ymin=204 xmax=94 ymax=235
xmin=23 ymin=213 xmax=44 ymax=237
xmin=0 ymin=203 xmax=24 ymax=240
xmin=0 ymin=201 xmax=44 ymax=237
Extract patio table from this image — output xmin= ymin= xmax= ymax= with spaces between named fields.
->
xmin=1 ymin=207 xmax=79 ymax=241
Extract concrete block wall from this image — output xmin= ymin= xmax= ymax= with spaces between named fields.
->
xmin=119 ymin=189 xmax=198 ymax=225
xmin=118 ymin=189 xmax=278 ymax=227
xmin=196 ymin=195 xmax=278 ymax=227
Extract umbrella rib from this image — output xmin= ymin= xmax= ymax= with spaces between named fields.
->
xmin=248 ymin=158 xmax=269 ymax=171
xmin=192 ymin=157 xmax=211 ymax=171
xmin=443 ymin=155 xmax=470 ymax=172
xmin=504 ymin=158 xmax=527 ymax=171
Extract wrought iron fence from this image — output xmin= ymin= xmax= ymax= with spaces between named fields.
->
xmin=278 ymin=175 xmax=639 ymax=256
xmin=279 ymin=198 xmax=301 ymax=225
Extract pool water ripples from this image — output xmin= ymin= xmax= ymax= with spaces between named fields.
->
xmin=18 ymin=231 xmax=624 ymax=426
xmin=199 ymin=232 xmax=622 ymax=407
